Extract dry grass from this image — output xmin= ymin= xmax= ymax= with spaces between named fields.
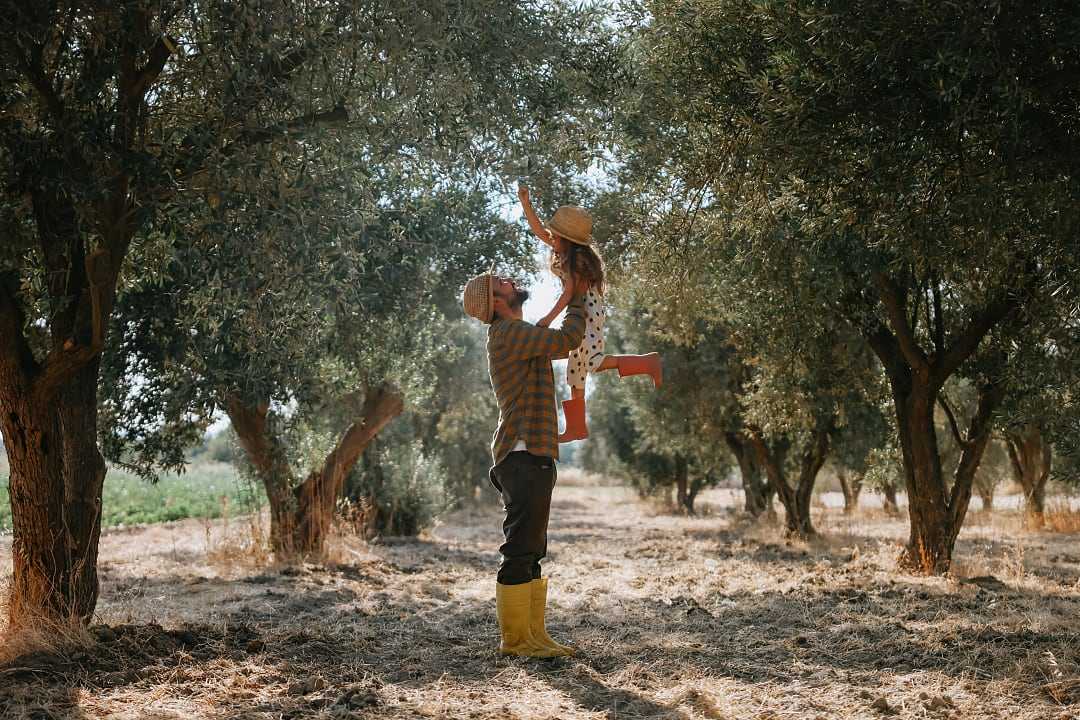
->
xmin=202 ymin=498 xmax=272 ymax=570
xmin=1044 ymin=499 xmax=1080 ymax=534
xmin=2 ymin=484 xmax=1080 ymax=719
xmin=0 ymin=578 xmax=97 ymax=669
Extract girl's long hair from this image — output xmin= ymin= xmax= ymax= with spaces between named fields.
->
xmin=550 ymin=241 xmax=606 ymax=295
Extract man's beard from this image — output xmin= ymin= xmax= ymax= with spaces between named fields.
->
xmin=508 ymin=288 xmax=529 ymax=310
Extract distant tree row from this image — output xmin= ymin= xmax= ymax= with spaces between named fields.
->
xmin=582 ymin=0 xmax=1080 ymax=573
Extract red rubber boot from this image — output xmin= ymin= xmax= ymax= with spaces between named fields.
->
xmin=617 ymin=353 xmax=663 ymax=388
xmin=557 ymin=396 xmax=589 ymax=443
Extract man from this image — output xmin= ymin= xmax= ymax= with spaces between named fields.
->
xmin=462 ymin=266 xmax=586 ymax=658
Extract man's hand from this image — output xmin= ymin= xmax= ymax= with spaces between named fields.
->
xmin=537 ymin=314 xmax=555 ymax=327
xmin=517 ymin=183 xmax=530 ymax=202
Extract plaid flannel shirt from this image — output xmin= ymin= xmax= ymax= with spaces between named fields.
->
xmin=487 ymin=295 xmax=587 ymax=466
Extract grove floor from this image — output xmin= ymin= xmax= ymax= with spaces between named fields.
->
xmin=2 ymin=478 xmax=1079 ymax=719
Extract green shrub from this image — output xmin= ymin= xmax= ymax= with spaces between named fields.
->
xmin=345 ymin=439 xmax=449 ymax=538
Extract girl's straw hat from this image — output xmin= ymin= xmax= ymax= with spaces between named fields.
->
xmin=462 ymin=262 xmax=497 ymax=323
xmin=548 ymin=206 xmax=592 ymax=246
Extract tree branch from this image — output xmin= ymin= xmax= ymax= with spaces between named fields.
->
xmin=162 ymin=105 xmax=351 ymax=199
xmin=129 ymin=35 xmax=177 ymax=98
xmin=862 ymin=319 xmax=909 ymax=385
xmin=947 ymin=380 xmax=1003 ymax=523
xmin=932 ymin=291 xmax=1018 ymax=390
xmin=223 ymin=394 xmax=283 ymax=479
xmin=320 ymin=384 xmax=404 ymax=483
xmin=32 ymin=344 xmax=102 ymax=402
xmin=20 ymin=45 xmax=64 ymax=120
xmin=1004 ymin=434 xmax=1023 ymax=483
xmin=936 ymin=393 xmax=967 ymax=449
xmin=747 ymin=428 xmax=793 ymax=498
xmin=221 ymin=105 xmax=349 ymax=156
xmin=909 ymin=278 xmax=923 ymax=337
xmin=931 ymin=279 xmax=945 ymax=354
xmin=873 ymin=271 xmax=929 ymax=373
xmin=0 ymin=273 xmax=39 ymax=384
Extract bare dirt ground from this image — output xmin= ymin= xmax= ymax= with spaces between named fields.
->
xmin=2 ymin=477 xmax=1080 ymax=720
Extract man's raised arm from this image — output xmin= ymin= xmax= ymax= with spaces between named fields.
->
xmin=494 ymin=295 xmax=586 ymax=361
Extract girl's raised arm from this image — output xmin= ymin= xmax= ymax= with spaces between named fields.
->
xmin=518 ymin=183 xmax=555 ymax=247
xmin=537 ymin=283 xmax=574 ymax=327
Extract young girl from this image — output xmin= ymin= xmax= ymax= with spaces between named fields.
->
xmin=518 ymin=184 xmax=662 ymax=442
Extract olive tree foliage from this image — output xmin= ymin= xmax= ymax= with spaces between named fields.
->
xmin=603 ymin=298 xmax=740 ymax=515
xmin=829 ymin=389 xmax=894 ymax=514
xmin=991 ymin=319 xmax=1080 ymax=523
xmin=340 ymin=321 xmax=500 ymax=539
xmin=0 ymin=0 xmax=619 ymax=625
xmin=613 ymin=0 xmax=1080 ymax=570
xmin=105 ymin=169 xmax=532 ymax=555
xmin=414 ymin=318 xmax=503 ymax=505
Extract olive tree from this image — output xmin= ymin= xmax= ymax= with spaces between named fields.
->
xmin=0 ymin=0 xmax=617 ymax=626
xmin=615 ymin=0 xmax=1080 ymax=570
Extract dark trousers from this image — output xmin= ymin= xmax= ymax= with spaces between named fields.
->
xmin=489 ymin=451 xmax=557 ymax=585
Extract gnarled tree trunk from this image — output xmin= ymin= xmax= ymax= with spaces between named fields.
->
xmin=887 ymin=375 xmax=1002 ymax=572
xmin=226 ymin=385 xmax=404 ymax=557
xmin=865 ymin=272 xmax=1018 ymax=573
xmin=836 ymin=469 xmax=864 ymax=514
xmin=1005 ymin=423 xmax=1051 ymax=527
xmin=1 ymin=190 xmax=124 ymax=628
xmin=224 ymin=397 xmax=298 ymax=554
xmin=725 ymin=431 xmax=772 ymax=517
xmin=1 ymin=9 xmax=175 ymax=629
xmin=673 ymin=455 xmax=694 ymax=514
xmin=881 ymin=482 xmax=900 ymax=514
xmin=749 ymin=416 xmax=833 ymax=538
xmin=2 ymin=260 xmax=118 ymax=626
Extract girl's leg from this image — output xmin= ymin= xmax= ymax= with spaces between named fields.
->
xmin=594 ymin=357 xmax=618 ymax=372
xmin=559 ymin=352 xmax=589 ymax=443
xmin=595 ymin=353 xmax=663 ymax=388
xmin=558 ymin=384 xmax=589 ymax=443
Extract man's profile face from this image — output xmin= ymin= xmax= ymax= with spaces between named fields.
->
xmin=491 ymin=276 xmax=529 ymax=314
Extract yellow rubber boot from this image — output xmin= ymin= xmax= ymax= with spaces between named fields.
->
xmin=496 ymin=582 xmax=561 ymax=658
xmin=530 ymin=578 xmax=575 ymax=656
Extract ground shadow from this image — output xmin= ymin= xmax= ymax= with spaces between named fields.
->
xmin=1 ymin=561 xmax=1070 ymax=719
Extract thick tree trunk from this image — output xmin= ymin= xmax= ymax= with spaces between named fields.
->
xmin=2 ymin=204 xmax=118 ymax=628
xmin=891 ymin=377 xmax=1002 ymax=572
xmin=837 ymin=469 xmax=864 ymax=514
xmin=725 ymin=431 xmax=772 ymax=517
xmin=227 ymin=386 xmax=404 ymax=557
xmin=685 ymin=476 xmax=703 ymax=516
xmin=749 ymin=418 xmax=832 ymax=538
xmin=1006 ymin=424 xmax=1051 ymax=527
xmin=57 ymin=359 xmax=107 ymax=619
xmin=863 ymin=272 xmax=1021 ymax=573
xmin=881 ymin=482 xmax=900 ymax=514
xmin=225 ymin=396 xmax=298 ymax=554
xmin=673 ymin=455 xmax=693 ymax=514
xmin=2 ymin=341 xmax=109 ymax=629
xmin=2 ymin=392 xmax=101 ymax=626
